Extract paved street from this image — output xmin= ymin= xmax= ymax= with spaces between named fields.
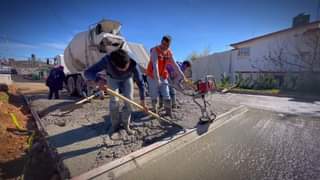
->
xmin=117 ymin=94 xmax=320 ymax=180
xmin=211 ymin=93 xmax=320 ymax=117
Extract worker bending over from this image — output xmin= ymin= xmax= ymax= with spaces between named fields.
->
xmin=84 ymin=49 xmax=146 ymax=135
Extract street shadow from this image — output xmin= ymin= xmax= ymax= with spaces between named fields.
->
xmin=48 ymin=121 xmax=107 ymax=148
xmin=49 ymin=112 xmax=150 ymax=149
xmin=38 ymin=101 xmax=80 ymax=117
xmin=275 ymin=90 xmax=320 ymax=103
xmin=47 ymin=110 xmax=184 ymax=160
xmin=0 ymin=155 xmax=27 ymax=179
xmin=59 ymin=146 xmax=104 ymax=160
xmin=131 ymin=111 xmax=154 ymax=123
xmin=142 ymin=126 xmax=182 ymax=146
xmin=288 ymin=96 xmax=320 ymax=103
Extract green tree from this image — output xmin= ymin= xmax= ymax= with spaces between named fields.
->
xmin=186 ymin=47 xmax=211 ymax=61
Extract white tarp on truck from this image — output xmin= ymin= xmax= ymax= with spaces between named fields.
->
xmin=125 ymin=42 xmax=149 ymax=71
xmin=63 ymin=35 xmax=149 ymax=74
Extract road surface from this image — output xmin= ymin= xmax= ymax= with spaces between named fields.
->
xmin=117 ymin=108 xmax=320 ymax=180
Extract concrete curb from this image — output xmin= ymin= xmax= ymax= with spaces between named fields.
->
xmin=73 ymin=105 xmax=248 ymax=180
xmin=23 ymin=95 xmax=47 ymax=136
xmin=23 ymin=94 xmax=69 ymax=179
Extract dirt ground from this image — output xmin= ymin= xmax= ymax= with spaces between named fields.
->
xmin=0 ymin=84 xmax=34 ymax=179
xmin=0 ymin=86 xmax=29 ymax=179
xmin=13 ymin=82 xmax=48 ymax=95
xmin=0 ymin=82 xmax=58 ymax=180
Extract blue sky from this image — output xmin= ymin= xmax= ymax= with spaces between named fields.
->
xmin=0 ymin=0 xmax=318 ymax=60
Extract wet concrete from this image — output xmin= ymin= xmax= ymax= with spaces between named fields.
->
xmin=29 ymin=91 xmax=235 ymax=177
xmin=114 ymin=108 xmax=320 ymax=180
xmin=29 ymin=91 xmax=320 ymax=179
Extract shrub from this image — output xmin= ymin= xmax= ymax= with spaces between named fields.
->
xmin=220 ymin=73 xmax=230 ymax=88
xmin=0 ymin=92 xmax=9 ymax=103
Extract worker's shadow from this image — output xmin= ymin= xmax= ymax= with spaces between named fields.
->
xmin=131 ymin=111 xmax=154 ymax=123
xmin=48 ymin=120 xmax=107 ymax=148
xmin=39 ymin=101 xmax=79 ymax=117
xmin=195 ymin=122 xmax=210 ymax=135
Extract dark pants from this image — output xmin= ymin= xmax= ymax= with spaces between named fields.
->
xmin=48 ymin=88 xmax=59 ymax=99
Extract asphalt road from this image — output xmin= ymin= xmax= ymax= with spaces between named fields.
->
xmin=210 ymin=93 xmax=320 ymax=117
xmin=116 ymin=93 xmax=320 ymax=180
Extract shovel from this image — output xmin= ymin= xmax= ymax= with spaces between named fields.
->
xmin=58 ymin=92 xmax=102 ymax=113
xmin=104 ymin=87 xmax=185 ymax=129
xmin=221 ymin=84 xmax=239 ymax=93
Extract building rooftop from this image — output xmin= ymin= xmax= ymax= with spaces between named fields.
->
xmin=230 ymin=20 xmax=320 ymax=48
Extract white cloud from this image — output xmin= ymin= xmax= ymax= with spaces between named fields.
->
xmin=0 ymin=42 xmax=38 ymax=49
xmin=40 ymin=42 xmax=67 ymax=50
xmin=0 ymin=41 xmax=67 ymax=51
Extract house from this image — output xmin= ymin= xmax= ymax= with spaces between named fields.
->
xmin=192 ymin=14 xmax=320 ymax=89
xmin=230 ymin=15 xmax=320 ymax=75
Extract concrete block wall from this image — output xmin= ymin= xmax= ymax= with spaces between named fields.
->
xmin=0 ymin=74 xmax=12 ymax=85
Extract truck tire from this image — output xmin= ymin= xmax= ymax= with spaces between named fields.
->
xmin=75 ymin=75 xmax=85 ymax=96
xmin=67 ymin=76 xmax=76 ymax=96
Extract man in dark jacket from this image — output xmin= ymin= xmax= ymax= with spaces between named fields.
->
xmin=84 ymin=49 xmax=146 ymax=135
xmin=46 ymin=65 xmax=65 ymax=99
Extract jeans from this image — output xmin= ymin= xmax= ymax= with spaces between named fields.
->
xmin=147 ymin=77 xmax=170 ymax=100
xmin=168 ymin=77 xmax=176 ymax=100
xmin=107 ymin=76 xmax=133 ymax=122
xmin=48 ymin=88 xmax=59 ymax=99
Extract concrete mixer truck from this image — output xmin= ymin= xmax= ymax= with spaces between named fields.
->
xmin=54 ymin=19 xmax=149 ymax=96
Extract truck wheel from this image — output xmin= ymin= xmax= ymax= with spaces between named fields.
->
xmin=75 ymin=75 xmax=85 ymax=96
xmin=67 ymin=76 xmax=76 ymax=96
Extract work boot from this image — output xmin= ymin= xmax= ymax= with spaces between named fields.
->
xmin=151 ymin=99 xmax=158 ymax=114
xmin=123 ymin=119 xmax=135 ymax=135
xmin=164 ymin=100 xmax=172 ymax=117
xmin=107 ymin=109 xmax=121 ymax=136
xmin=171 ymin=95 xmax=178 ymax=109
xmin=122 ymin=108 xmax=135 ymax=135
xmin=172 ymin=103 xmax=179 ymax=109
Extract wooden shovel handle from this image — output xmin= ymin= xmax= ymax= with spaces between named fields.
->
xmin=105 ymin=88 xmax=161 ymax=119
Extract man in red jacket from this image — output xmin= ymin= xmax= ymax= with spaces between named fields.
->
xmin=145 ymin=35 xmax=186 ymax=116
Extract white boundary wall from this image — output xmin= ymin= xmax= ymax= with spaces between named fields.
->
xmin=192 ymin=50 xmax=236 ymax=82
xmin=0 ymin=74 xmax=12 ymax=85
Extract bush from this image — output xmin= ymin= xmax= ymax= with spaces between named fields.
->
xmin=0 ymin=92 xmax=9 ymax=103
xmin=236 ymin=73 xmax=279 ymax=90
xmin=220 ymin=73 xmax=230 ymax=88
xmin=239 ymin=75 xmax=254 ymax=89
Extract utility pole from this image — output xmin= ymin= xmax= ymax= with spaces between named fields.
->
xmin=318 ymin=0 xmax=320 ymax=20
xmin=4 ymin=35 xmax=8 ymax=61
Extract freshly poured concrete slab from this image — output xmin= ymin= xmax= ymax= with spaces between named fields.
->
xmin=84 ymin=107 xmax=320 ymax=180
xmin=29 ymin=91 xmax=236 ymax=178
